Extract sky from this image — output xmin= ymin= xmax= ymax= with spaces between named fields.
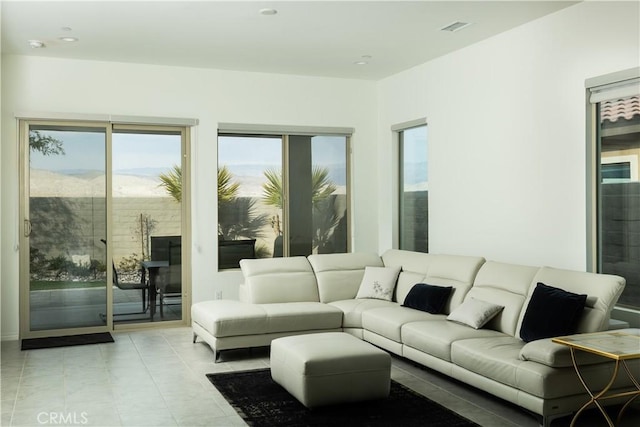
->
xmin=30 ymin=128 xmax=427 ymax=187
xmin=30 ymin=130 xmax=181 ymax=173
xmin=31 ymin=131 xmax=347 ymax=173
xmin=218 ymin=135 xmax=348 ymax=168
xmin=402 ymin=125 xmax=428 ymax=185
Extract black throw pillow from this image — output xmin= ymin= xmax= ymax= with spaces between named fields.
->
xmin=402 ymin=283 xmax=453 ymax=314
xmin=519 ymin=282 xmax=587 ymax=343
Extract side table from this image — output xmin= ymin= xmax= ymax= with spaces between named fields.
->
xmin=552 ymin=330 xmax=640 ymax=427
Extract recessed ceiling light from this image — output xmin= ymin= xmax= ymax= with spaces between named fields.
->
xmin=28 ymin=40 xmax=45 ymax=49
xmin=59 ymin=36 xmax=78 ymax=42
xmin=354 ymin=61 xmax=368 ymax=66
xmin=260 ymin=8 xmax=278 ymax=16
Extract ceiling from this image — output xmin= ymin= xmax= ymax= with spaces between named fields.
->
xmin=1 ymin=1 xmax=579 ymax=80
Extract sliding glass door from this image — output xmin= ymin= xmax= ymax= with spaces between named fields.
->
xmin=20 ymin=121 xmax=190 ymax=338
xmin=111 ymin=127 xmax=185 ymax=324
xmin=21 ymin=123 xmax=110 ymax=336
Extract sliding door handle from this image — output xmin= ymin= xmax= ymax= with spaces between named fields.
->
xmin=24 ymin=219 xmax=32 ymax=237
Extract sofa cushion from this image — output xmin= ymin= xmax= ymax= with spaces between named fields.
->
xmin=519 ymin=283 xmax=587 ymax=342
xmin=240 ymin=257 xmax=320 ymax=303
xmin=308 ymin=253 xmax=383 ymax=303
xmin=381 ymin=250 xmax=485 ymax=312
xmin=452 ymin=336 xmax=526 ymax=391
xmin=327 ymin=298 xmax=396 ymax=328
xmin=518 ymin=338 xmax=611 ymax=368
xmin=446 ymin=297 xmax=503 ymax=329
xmin=402 ymin=284 xmax=452 ymax=314
xmin=401 ymin=320 xmax=504 ymax=362
xmin=261 ymin=302 xmax=343 ymax=334
xmin=466 ymin=261 xmax=540 ymax=336
xmin=191 ymin=300 xmax=268 ymax=337
xmin=451 ymin=337 xmax=625 ymax=399
xmin=517 ymin=267 xmax=625 ymax=336
xmin=362 ymin=306 xmax=441 ymax=343
xmin=355 ymin=266 xmax=400 ymax=301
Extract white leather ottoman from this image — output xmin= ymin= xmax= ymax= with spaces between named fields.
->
xmin=270 ymin=332 xmax=391 ymax=407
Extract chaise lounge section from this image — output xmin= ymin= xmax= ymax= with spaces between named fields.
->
xmin=192 ymin=249 xmax=636 ymax=426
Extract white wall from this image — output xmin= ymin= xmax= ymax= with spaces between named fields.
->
xmin=0 ymin=57 xmax=377 ymax=339
xmin=377 ymin=1 xmax=640 ymax=269
xmin=0 ymin=2 xmax=3 ymax=338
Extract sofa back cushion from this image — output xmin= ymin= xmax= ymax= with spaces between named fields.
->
xmin=381 ymin=249 xmax=485 ymax=312
xmin=466 ymin=261 xmax=539 ymax=336
xmin=308 ymin=253 xmax=383 ymax=302
xmin=240 ymin=256 xmax=319 ymax=303
xmin=516 ymin=267 xmax=625 ymax=337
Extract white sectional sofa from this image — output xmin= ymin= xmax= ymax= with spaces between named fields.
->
xmin=192 ymin=249 xmax=637 ymax=426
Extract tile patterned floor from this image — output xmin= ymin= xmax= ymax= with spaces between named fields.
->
xmin=1 ymin=327 xmax=639 ymax=426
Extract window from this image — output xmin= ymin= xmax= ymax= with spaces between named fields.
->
xmin=398 ymin=122 xmax=428 ymax=252
xmin=217 ymin=126 xmax=350 ymax=268
xmin=601 ymin=156 xmax=636 ymax=183
xmin=602 ymin=162 xmax=631 ymax=181
xmin=587 ymin=70 xmax=640 ymax=310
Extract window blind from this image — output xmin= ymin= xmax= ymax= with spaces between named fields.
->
xmin=218 ymin=123 xmax=353 ymax=136
xmin=587 ymin=68 xmax=640 ymax=104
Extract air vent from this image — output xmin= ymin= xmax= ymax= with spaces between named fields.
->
xmin=440 ymin=21 xmax=471 ymax=32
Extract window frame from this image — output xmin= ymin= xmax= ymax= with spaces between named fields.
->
xmin=18 ymin=117 xmax=193 ymax=337
xmin=217 ymin=125 xmax=352 ymax=268
xmin=586 ymin=68 xmax=640 ymax=316
xmin=392 ymin=118 xmax=428 ymax=252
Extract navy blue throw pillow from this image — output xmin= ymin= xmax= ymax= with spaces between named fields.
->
xmin=402 ymin=283 xmax=453 ymax=314
xmin=519 ymin=282 xmax=587 ymax=343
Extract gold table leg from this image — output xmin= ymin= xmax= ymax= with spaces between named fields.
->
xmin=569 ymin=348 xmax=640 ymax=427
xmin=616 ymin=360 xmax=640 ymax=424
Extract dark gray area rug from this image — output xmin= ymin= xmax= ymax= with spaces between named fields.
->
xmin=207 ymin=368 xmax=480 ymax=427
xmin=21 ymin=332 xmax=114 ymax=350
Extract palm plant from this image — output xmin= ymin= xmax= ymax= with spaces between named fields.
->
xmin=218 ymin=166 xmax=240 ymax=203
xmin=218 ymin=197 xmax=269 ymax=240
xmin=216 ymin=166 xmax=269 ymax=240
xmin=159 ymin=164 xmax=268 ymax=241
xmin=159 ymin=165 xmax=241 ymax=205
xmin=262 ymin=166 xmax=337 ymax=209
xmin=312 ymin=195 xmax=341 ymax=253
xmin=311 ymin=167 xmax=337 ymax=204
xmin=262 ymin=168 xmax=283 ymax=208
xmin=158 ymin=165 xmax=182 ymax=202
xmin=261 ymin=166 xmax=340 ymax=252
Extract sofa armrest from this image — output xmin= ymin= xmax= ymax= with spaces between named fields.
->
xmin=519 ymin=338 xmax=610 ymax=368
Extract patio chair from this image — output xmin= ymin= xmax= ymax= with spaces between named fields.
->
xmin=112 ymin=263 xmax=149 ymax=314
xmin=101 ymin=239 xmax=149 ymax=316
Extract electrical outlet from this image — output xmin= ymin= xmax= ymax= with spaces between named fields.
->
xmin=215 ymin=291 xmax=223 ymax=300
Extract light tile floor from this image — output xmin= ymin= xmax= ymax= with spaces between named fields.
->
xmin=1 ymin=327 xmax=639 ymax=426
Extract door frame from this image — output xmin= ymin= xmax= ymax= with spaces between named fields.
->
xmin=18 ymin=119 xmax=192 ymax=339
xmin=19 ymin=119 xmax=114 ymax=339
xmin=110 ymin=124 xmax=191 ymax=331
